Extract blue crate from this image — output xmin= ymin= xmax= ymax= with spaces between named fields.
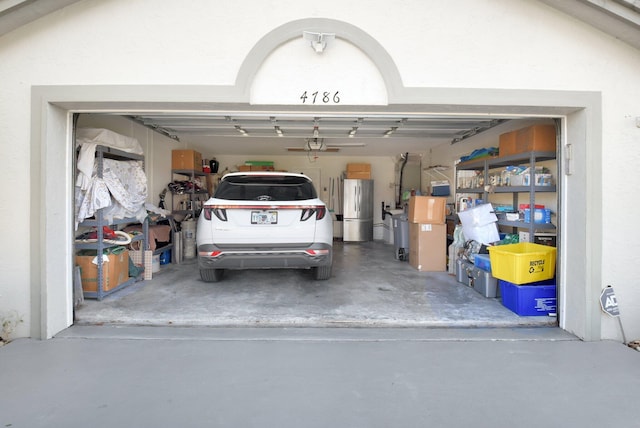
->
xmin=431 ymin=185 xmax=450 ymax=196
xmin=499 ymin=279 xmax=556 ymax=316
xmin=473 ymin=253 xmax=492 ymax=272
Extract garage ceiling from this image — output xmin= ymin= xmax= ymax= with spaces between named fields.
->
xmin=125 ymin=112 xmax=508 ymax=156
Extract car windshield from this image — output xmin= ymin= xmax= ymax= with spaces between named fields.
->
xmin=214 ymin=175 xmax=318 ymax=201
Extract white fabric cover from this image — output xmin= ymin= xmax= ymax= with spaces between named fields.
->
xmin=75 ymin=128 xmax=144 ymax=191
xmin=75 ymin=159 xmax=148 ymax=228
xmin=76 ymin=128 xmax=143 ymax=154
xmin=74 ymin=128 xmax=147 ymax=229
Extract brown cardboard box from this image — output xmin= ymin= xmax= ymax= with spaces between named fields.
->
xmin=408 ymin=196 xmax=446 ymax=224
xmin=346 ymin=171 xmax=371 ymax=179
xmin=76 ymin=250 xmax=130 ymax=292
xmin=346 ymin=163 xmax=371 ymax=172
xmin=516 ymin=124 xmax=556 ymax=153
xmin=172 ymin=150 xmax=202 ymax=171
xmin=408 ymin=223 xmax=447 ymax=271
xmin=238 ymin=165 xmax=252 ymax=171
xmin=498 ymin=130 xmax=518 ymax=157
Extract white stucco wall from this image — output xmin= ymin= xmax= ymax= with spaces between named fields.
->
xmin=1 ymin=0 xmax=639 ymax=340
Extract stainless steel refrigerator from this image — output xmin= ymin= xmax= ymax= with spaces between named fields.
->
xmin=343 ymin=179 xmax=374 ymax=242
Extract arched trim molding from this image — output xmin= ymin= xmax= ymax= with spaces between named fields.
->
xmin=235 ymin=18 xmax=404 ymax=102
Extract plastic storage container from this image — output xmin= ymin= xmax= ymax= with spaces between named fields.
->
xmin=456 ymin=259 xmax=500 ymax=298
xmin=488 ymin=243 xmax=556 ymax=284
xmin=500 ymin=279 xmax=557 ymax=316
xmin=473 ymin=253 xmax=492 ymax=272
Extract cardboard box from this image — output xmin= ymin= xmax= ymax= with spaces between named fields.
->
xmin=346 ymin=163 xmax=371 ymax=172
xmin=172 ymin=150 xmax=202 ymax=171
xmin=499 ymin=125 xmax=556 ymax=157
xmin=76 ymin=250 xmax=130 ymax=292
xmin=408 ymin=223 xmax=447 ymax=271
xmin=346 ymin=171 xmax=371 ymax=179
xmin=346 ymin=163 xmax=371 ymax=179
xmin=516 ymin=124 xmax=556 ymax=153
xmin=408 ymin=196 xmax=446 ymax=224
xmin=499 ymin=130 xmax=518 ymax=157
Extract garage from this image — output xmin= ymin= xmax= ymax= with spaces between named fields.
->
xmin=9 ymin=0 xmax=640 ymax=342
xmin=70 ymin=106 xmax=561 ymax=329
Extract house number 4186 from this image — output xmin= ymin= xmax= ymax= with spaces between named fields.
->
xmin=300 ymin=91 xmax=341 ymax=104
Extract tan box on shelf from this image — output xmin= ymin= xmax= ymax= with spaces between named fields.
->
xmin=346 ymin=171 xmax=371 ymax=179
xmin=499 ymin=130 xmax=518 ymax=157
xmin=408 ymin=223 xmax=447 ymax=272
xmin=346 ymin=163 xmax=371 ymax=172
xmin=408 ymin=196 xmax=446 ymax=224
xmin=172 ymin=150 xmax=202 ymax=171
xmin=516 ymin=124 xmax=556 ymax=153
xmin=76 ymin=250 xmax=130 ymax=292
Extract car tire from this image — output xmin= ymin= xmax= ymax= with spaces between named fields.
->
xmin=312 ymin=264 xmax=332 ymax=280
xmin=200 ymin=268 xmax=224 ymax=282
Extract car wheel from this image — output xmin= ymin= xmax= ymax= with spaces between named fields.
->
xmin=200 ymin=268 xmax=224 ymax=282
xmin=312 ymin=264 xmax=332 ymax=280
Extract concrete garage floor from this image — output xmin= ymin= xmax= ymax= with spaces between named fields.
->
xmin=74 ymin=240 xmax=556 ymax=328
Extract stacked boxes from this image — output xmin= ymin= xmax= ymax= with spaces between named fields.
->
xmin=407 ymin=196 xmax=447 ymax=271
xmin=488 ymin=242 xmax=558 ymax=316
xmin=346 ymin=163 xmax=371 ymax=179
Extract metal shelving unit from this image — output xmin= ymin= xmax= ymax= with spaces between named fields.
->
xmin=170 ymin=169 xmax=209 ymax=218
xmin=75 ymin=145 xmax=146 ymax=300
xmin=455 ymin=151 xmax=557 ymax=238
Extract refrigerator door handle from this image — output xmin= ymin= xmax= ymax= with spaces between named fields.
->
xmin=352 ymin=184 xmax=357 ymax=212
xmin=354 ymin=184 xmax=360 ymax=212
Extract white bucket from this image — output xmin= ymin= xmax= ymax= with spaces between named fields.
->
xmin=152 ymin=254 xmax=161 ymax=273
xmin=182 ymin=219 xmax=196 ymax=240
xmin=184 ymin=238 xmax=196 ymax=259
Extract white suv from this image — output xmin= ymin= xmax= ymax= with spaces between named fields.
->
xmin=196 ymin=172 xmax=333 ymax=282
